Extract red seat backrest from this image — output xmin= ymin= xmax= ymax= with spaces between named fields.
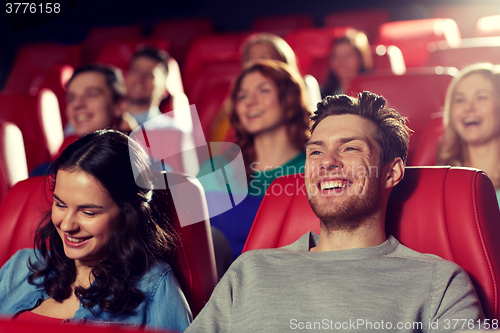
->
xmin=324 ymin=8 xmax=390 ymax=43
xmin=427 ymin=37 xmax=500 ymax=70
xmin=244 ymin=167 xmax=500 ymax=320
xmin=0 ymin=174 xmax=217 ymax=317
xmin=431 ymin=4 xmax=500 ymax=38
xmin=82 ymin=24 xmax=143 ymax=63
xmin=2 ymin=42 xmax=82 ymax=95
xmin=348 ymin=68 xmax=454 ymax=165
xmin=377 ymin=18 xmax=461 ymax=67
xmin=410 ymin=114 xmax=445 ymax=166
xmin=252 ymin=15 xmax=314 ymax=37
xmin=285 ymin=26 xmax=351 ymax=82
xmin=182 ymin=32 xmax=248 ymax=95
xmin=0 ymin=318 xmax=178 ymax=333
xmin=152 ymin=18 xmax=213 ymax=66
xmin=0 ymin=92 xmax=55 ymax=172
xmin=0 ymin=122 xmax=28 ymax=204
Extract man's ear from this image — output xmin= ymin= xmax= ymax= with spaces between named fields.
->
xmin=383 ymin=157 xmax=404 ymax=190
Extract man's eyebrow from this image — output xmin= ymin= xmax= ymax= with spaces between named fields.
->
xmin=339 ymin=136 xmax=369 ymax=144
xmin=304 ymin=140 xmax=324 ymax=148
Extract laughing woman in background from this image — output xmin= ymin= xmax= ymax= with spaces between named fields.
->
xmin=437 ymin=63 xmax=500 ymax=205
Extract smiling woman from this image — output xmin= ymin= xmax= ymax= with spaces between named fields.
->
xmin=0 ymin=130 xmax=192 ymax=330
xmin=437 ymin=63 xmax=500 ymax=204
xmin=197 ymin=61 xmax=311 ymax=271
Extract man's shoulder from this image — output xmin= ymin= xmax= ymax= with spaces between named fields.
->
xmin=390 ymin=238 xmax=464 ymax=272
xmin=234 ymin=233 xmax=312 ymax=264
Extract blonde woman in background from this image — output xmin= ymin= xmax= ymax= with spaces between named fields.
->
xmin=437 ymin=62 xmax=500 ymax=204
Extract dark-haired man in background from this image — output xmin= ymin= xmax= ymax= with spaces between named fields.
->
xmin=125 ymin=46 xmax=171 ymax=126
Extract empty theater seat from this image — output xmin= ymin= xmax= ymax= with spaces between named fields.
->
xmin=0 ymin=173 xmax=217 ymax=317
xmin=2 ymin=42 xmax=82 ymax=95
xmin=285 ymin=26 xmax=351 ymax=83
xmin=243 ymin=167 xmax=500 ymax=320
xmin=251 ymin=14 xmax=314 ymax=37
xmin=182 ymin=32 xmax=248 ymax=95
xmin=323 ymin=8 xmax=390 ymax=43
xmin=427 ymin=37 xmax=500 ymax=69
xmin=82 ymin=24 xmax=143 ymax=63
xmin=152 ymin=18 xmax=213 ymax=66
xmin=377 ymin=18 xmax=461 ymax=68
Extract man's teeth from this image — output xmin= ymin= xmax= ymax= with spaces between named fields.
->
xmin=67 ymin=236 xmax=87 ymax=243
xmin=321 ymin=180 xmax=347 ymax=190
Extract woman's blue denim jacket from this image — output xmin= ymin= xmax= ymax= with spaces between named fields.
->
xmin=0 ymin=249 xmax=192 ymax=331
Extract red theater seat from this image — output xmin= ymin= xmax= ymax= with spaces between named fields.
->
xmin=0 ymin=318 xmax=178 ymax=333
xmin=243 ymin=167 xmax=500 ymax=320
xmin=411 ymin=114 xmax=445 ymax=167
xmin=252 ymin=14 xmax=314 ymax=37
xmin=324 ymin=8 xmax=390 ymax=43
xmin=427 ymin=37 xmax=500 ymax=69
xmin=0 ymin=173 xmax=217 ymax=317
xmin=0 ymin=122 xmax=28 ymax=203
xmin=348 ymin=67 xmax=454 ymax=165
xmin=285 ymin=26 xmax=352 ymax=83
xmin=377 ymin=18 xmax=461 ymax=68
xmin=2 ymin=42 xmax=82 ymax=95
xmin=182 ymin=32 xmax=248 ymax=95
xmin=152 ymin=18 xmax=213 ymax=66
xmin=0 ymin=89 xmax=63 ymax=172
xmin=82 ymin=24 xmax=143 ymax=63
xmin=432 ymin=4 xmax=500 ymax=39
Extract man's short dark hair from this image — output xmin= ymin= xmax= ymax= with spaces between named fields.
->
xmin=310 ymin=91 xmax=411 ymax=165
xmin=130 ymin=46 xmax=170 ymax=75
xmin=66 ymin=64 xmax=126 ymax=103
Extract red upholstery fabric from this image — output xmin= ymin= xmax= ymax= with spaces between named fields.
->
xmin=0 ymin=174 xmax=217 ymax=318
xmin=243 ymin=167 xmax=500 ymax=320
xmin=182 ymin=32 xmax=248 ymax=95
xmin=348 ymin=68 xmax=454 ymax=164
xmin=0 ymin=122 xmax=28 ymax=204
xmin=0 ymin=317 xmax=178 ymax=332
xmin=427 ymin=37 xmax=500 ymax=70
xmin=410 ymin=115 xmax=445 ymax=167
xmin=251 ymin=15 xmax=314 ymax=37
xmin=152 ymin=18 xmax=213 ymax=66
xmin=2 ymin=42 xmax=82 ymax=95
xmin=0 ymin=93 xmax=52 ymax=172
xmin=285 ymin=26 xmax=351 ymax=83
xmin=377 ymin=18 xmax=461 ymax=67
xmin=323 ymin=9 xmax=390 ymax=43
xmin=431 ymin=4 xmax=500 ymax=39
xmin=82 ymin=24 xmax=143 ymax=63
